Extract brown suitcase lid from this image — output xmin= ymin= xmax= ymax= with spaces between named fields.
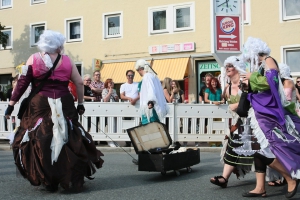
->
xmin=127 ymin=122 xmax=172 ymax=154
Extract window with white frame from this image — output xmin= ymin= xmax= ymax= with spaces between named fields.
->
xmin=31 ymin=0 xmax=46 ymax=5
xmin=283 ymin=47 xmax=300 ymax=73
xmin=243 ymin=0 xmax=251 ymax=24
xmin=103 ymin=12 xmax=122 ymax=39
xmin=0 ymin=0 xmax=12 ymax=9
xmin=1 ymin=27 xmax=12 ymax=49
xmin=66 ymin=18 xmax=82 ymax=42
xmin=149 ymin=2 xmax=194 ymax=34
xmin=282 ymin=0 xmax=300 ymax=20
xmin=30 ymin=23 xmax=45 ymax=46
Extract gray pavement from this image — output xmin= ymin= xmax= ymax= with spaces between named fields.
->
xmin=1 ymin=149 xmax=298 ymax=200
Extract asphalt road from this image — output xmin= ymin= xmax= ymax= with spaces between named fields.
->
xmin=0 ymin=150 xmax=298 ymax=200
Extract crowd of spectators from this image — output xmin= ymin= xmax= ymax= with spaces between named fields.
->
xmin=3 ymin=68 xmax=299 ymax=148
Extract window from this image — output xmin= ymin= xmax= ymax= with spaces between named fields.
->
xmin=30 ymin=23 xmax=45 ymax=46
xmin=174 ymin=6 xmax=191 ymax=31
xmin=75 ymin=63 xmax=82 ymax=76
xmin=243 ymin=0 xmax=251 ymax=24
xmin=65 ymin=18 xmax=82 ymax=42
xmin=31 ymin=0 xmax=46 ymax=5
xmin=0 ymin=0 xmax=12 ymax=9
xmin=282 ymin=0 xmax=300 ymax=20
xmin=103 ymin=12 xmax=123 ymax=39
xmin=149 ymin=2 xmax=195 ymax=35
xmin=1 ymin=27 xmax=12 ymax=49
xmin=153 ymin=10 xmax=167 ymax=31
xmin=283 ymin=46 xmax=300 ymax=73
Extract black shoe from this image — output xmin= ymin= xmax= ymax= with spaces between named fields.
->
xmin=242 ymin=191 xmax=267 ymax=197
xmin=285 ymin=179 xmax=300 ymax=199
xmin=45 ymin=184 xmax=58 ymax=192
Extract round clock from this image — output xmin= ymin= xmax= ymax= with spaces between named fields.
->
xmin=215 ymin=0 xmax=240 ymax=15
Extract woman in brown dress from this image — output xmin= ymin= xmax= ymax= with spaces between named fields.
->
xmin=4 ymin=30 xmax=104 ymax=192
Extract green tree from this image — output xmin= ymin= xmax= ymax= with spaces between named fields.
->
xmin=0 ymin=22 xmax=9 ymax=49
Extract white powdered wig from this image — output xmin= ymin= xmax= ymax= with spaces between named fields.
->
xmin=243 ymin=37 xmax=271 ymax=72
xmin=224 ymin=55 xmax=246 ymax=74
xmin=135 ymin=59 xmax=157 ymax=77
xmin=279 ymin=63 xmax=293 ymax=80
xmin=221 ymin=55 xmax=246 ymax=89
xmin=37 ymin=30 xmax=66 ymax=54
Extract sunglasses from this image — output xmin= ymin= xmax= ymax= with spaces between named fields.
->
xmin=297 ymin=81 xmax=300 ymax=83
xmin=94 ymin=74 xmax=100 ymax=76
xmin=127 ymin=75 xmax=134 ymax=78
xmin=84 ymin=79 xmax=91 ymax=81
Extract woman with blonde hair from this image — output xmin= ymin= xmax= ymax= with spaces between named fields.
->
xmin=162 ymin=77 xmax=174 ymax=103
xmin=171 ymin=80 xmax=185 ymax=103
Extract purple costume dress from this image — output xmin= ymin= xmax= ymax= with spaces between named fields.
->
xmin=234 ymin=61 xmax=300 ymax=179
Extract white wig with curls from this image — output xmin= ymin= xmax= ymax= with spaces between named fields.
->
xmin=37 ymin=30 xmax=65 ymax=69
xmin=135 ymin=59 xmax=157 ymax=77
xmin=37 ymin=30 xmax=66 ymax=54
xmin=279 ymin=63 xmax=293 ymax=80
xmin=243 ymin=37 xmax=271 ymax=72
xmin=220 ymin=55 xmax=246 ymax=90
xmin=224 ymin=55 xmax=246 ymax=74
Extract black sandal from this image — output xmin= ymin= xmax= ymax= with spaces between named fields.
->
xmin=210 ymin=176 xmax=228 ymax=188
xmin=268 ymin=179 xmax=286 ymax=187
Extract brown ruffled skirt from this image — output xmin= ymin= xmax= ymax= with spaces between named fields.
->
xmin=12 ymin=93 xmax=104 ymax=190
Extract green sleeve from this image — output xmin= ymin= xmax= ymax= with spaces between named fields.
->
xmin=284 ymin=102 xmax=299 ymax=117
xmin=249 ymin=72 xmax=270 ymax=92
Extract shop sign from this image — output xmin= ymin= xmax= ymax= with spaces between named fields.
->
xmin=199 ymin=62 xmax=220 ymax=71
xmin=216 ymin=16 xmax=240 ymax=52
xmin=93 ymin=58 xmax=102 ymax=70
xmin=149 ymin=42 xmax=195 ymax=54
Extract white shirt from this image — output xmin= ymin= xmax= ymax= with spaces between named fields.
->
xmin=120 ymin=82 xmax=139 ymax=100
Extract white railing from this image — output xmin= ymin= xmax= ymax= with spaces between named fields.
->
xmin=0 ymin=102 xmax=231 ymax=143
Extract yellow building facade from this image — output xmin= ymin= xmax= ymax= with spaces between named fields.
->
xmin=0 ymin=0 xmax=299 ymax=101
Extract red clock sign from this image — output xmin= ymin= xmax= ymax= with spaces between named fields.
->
xmin=216 ymin=16 xmax=240 ymax=52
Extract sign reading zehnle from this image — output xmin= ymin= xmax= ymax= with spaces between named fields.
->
xmin=149 ymin=42 xmax=195 ymax=54
xmin=216 ymin=16 xmax=240 ymax=52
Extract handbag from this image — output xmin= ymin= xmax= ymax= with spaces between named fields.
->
xmin=17 ymin=54 xmax=61 ymax=119
xmin=236 ymin=80 xmax=251 ymax=118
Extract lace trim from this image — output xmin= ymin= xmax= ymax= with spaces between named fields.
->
xmin=78 ymin=127 xmax=91 ymax=143
xmin=248 ymin=108 xmax=269 ymax=149
xmin=20 ymin=118 xmax=43 ymax=144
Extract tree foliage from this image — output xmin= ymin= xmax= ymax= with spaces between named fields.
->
xmin=0 ymin=22 xmax=8 ymax=49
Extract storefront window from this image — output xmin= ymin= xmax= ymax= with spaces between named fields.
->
xmin=197 ymin=61 xmax=221 ymax=101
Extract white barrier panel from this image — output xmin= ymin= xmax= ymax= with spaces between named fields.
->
xmin=0 ymin=102 xmax=231 ymax=143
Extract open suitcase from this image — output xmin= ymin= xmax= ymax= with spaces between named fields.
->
xmin=127 ymin=122 xmax=200 ymax=176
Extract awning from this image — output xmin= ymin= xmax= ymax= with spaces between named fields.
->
xmin=100 ymin=61 xmax=137 ymax=84
xmin=100 ymin=57 xmax=189 ymax=84
xmin=152 ymin=57 xmax=189 ymax=81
